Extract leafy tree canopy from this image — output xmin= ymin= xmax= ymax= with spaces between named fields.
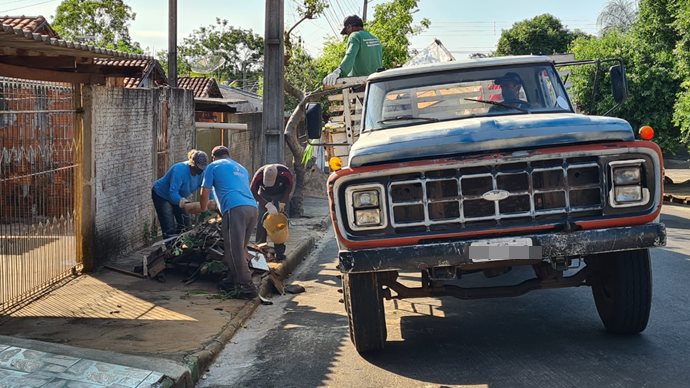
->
xmin=180 ymin=18 xmax=264 ymax=88
xmin=570 ymin=31 xmax=681 ymax=152
xmin=52 ymin=0 xmax=142 ymax=53
xmin=495 ymin=14 xmax=586 ymax=56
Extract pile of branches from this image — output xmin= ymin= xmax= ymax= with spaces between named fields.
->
xmin=143 ymin=217 xmax=271 ymax=285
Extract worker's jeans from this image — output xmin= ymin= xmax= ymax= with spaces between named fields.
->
xmin=151 ymin=189 xmax=189 ymax=239
xmin=222 ymin=205 xmax=258 ymax=288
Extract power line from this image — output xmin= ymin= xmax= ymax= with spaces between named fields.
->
xmin=333 ymin=0 xmax=348 ymax=21
xmin=0 ymin=0 xmax=58 ymax=13
xmin=321 ymin=7 xmax=340 ymax=37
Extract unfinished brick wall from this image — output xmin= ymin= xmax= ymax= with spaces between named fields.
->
xmin=89 ymin=86 xmax=194 ymax=263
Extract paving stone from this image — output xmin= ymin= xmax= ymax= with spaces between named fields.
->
xmin=59 ymin=359 xmax=156 ymax=387
xmin=136 ymin=372 xmax=165 ymax=387
xmin=0 ymin=347 xmax=21 ymax=363
xmin=43 ymin=355 xmax=80 ymax=368
xmin=0 ymin=373 xmax=51 ymax=387
xmin=0 ymin=347 xmax=45 ymax=373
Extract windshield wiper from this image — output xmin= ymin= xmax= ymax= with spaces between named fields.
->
xmin=378 ymin=115 xmax=440 ymax=124
xmin=464 ymin=98 xmax=529 ymax=113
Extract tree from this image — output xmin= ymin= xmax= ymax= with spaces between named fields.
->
xmin=635 ymin=0 xmax=678 ymax=52
xmin=597 ymin=0 xmax=638 ymax=33
xmin=570 ymin=31 xmax=681 ymax=152
xmin=367 ymin=0 xmax=431 ymax=68
xmin=495 ymin=14 xmax=584 ymax=56
xmin=52 ymin=0 xmax=142 ymax=53
xmin=180 ymin=19 xmax=264 ymax=87
xmin=281 ymin=0 xmax=330 ymax=216
xmin=671 ymin=3 xmax=690 ymax=143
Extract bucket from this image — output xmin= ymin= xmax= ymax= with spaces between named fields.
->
xmin=263 ymin=213 xmax=289 ymax=244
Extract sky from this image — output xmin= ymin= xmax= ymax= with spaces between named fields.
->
xmin=1 ymin=0 xmax=611 ymax=58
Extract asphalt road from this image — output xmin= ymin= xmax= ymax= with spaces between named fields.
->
xmin=200 ymin=205 xmax=690 ymax=388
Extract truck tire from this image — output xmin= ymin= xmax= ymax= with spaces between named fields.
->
xmin=586 ymin=249 xmax=652 ymax=334
xmin=343 ymin=272 xmax=386 ymax=353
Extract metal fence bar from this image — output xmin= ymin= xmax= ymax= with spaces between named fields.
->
xmin=0 ymin=77 xmax=79 ymax=313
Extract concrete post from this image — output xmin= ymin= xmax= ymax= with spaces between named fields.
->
xmin=261 ymin=0 xmax=285 ymax=165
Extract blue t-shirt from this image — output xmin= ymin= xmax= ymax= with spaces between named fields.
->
xmin=201 ymin=158 xmax=257 ymax=213
xmin=152 ymin=161 xmax=203 ymax=204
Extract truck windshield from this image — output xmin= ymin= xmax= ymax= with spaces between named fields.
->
xmin=364 ymin=64 xmax=573 ymax=131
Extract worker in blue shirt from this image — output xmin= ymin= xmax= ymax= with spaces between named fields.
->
xmin=151 ymin=150 xmax=208 ymax=240
xmin=198 ymin=146 xmax=259 ymax=299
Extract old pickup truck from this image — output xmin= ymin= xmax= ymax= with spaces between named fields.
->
xmin=308 ymin=55 xmax=667 ymax=353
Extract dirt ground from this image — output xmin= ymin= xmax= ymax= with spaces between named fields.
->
xmin=0 ymin=270 xmax=249 ymax=362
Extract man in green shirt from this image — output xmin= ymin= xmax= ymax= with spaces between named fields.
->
xmin=322 ymin=15 xmax=383 ymax=86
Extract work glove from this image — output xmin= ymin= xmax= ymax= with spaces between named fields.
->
xmin=278 ymin=202 xmax=286 ymax=213
xmin=265 ymin=202 xmax=278 ymax=215
xmin=179 ymin=198 xmax=190 ymax=209
xmin=322 ymin=68 xmax=341 ymax=86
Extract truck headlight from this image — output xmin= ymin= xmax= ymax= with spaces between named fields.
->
xmin=353 ymin=190 xmax=379 ymax=207
xmin=345 ymin=184 xmax=388 ymax=230
xmin=613 ymin=166 xmax=641 ymax=185
xmin=608 ymin=159 xmax=649 ymax=208
xmin=355 ymin=209 xmax=381 ymax=226
xmin=614 ymin=186 xmax=642 ymax=202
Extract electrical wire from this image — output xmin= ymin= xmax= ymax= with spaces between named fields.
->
xmin=0 ymin=0 xmax=59 ymax=13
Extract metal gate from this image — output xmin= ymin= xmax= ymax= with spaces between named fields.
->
xmin=0 ymin=77 xmax=80 ymax=313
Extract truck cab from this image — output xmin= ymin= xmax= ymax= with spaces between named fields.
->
xmin=315 ymin=55 xmax=666 ymax=353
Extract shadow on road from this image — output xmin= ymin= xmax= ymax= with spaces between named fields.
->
xmin=359 ymin=253 xmax=690 ymax=388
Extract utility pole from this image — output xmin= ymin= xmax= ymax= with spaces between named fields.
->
xmin=362 ymin=0 xmax=368 ymax=23
xmin=168 ymin=0 xmax=177 ymax=87
xmin=262 ymin=0 xmax=285 ymax=164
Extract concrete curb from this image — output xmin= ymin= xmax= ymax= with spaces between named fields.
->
xmin=183 ymin=299 xmax=259 ymax=385
xmin=180 ymin=213 xmax=328 ymax=387
xmin=664 ymin=194 xmax=690 ymax=205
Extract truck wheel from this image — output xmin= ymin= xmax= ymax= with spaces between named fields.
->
xmin=343 ymin=272 xmax=387 ymax=353
xmin=586 ymin=249 xmax=652 ymax=334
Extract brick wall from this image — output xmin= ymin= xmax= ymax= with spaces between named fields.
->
xmin=166 ymin=88 xmax=195 ymax=165
xmin=89 ymin=86 xmax=194 ymax=262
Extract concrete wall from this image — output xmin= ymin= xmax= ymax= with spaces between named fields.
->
xmin=88 ymin=86 xmax=194 ymax=263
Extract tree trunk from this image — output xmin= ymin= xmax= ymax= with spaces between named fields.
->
xmin=283 ymin=81 xmax=328 ymax=217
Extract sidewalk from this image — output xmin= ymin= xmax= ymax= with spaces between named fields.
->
xmin=0 ymin=196 xmax=331 ymax=388
xmin=664 ymin=168 xmax=690 ymax=204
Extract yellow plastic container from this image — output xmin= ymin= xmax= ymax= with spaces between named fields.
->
xmin=263 ymin=213 xmax=289 ymax=244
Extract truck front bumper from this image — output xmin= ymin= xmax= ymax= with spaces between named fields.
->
xmin=338 ymin=223 xmax=666 ymax=273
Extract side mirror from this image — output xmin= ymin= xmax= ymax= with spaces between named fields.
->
xmin=305 ymin=103 xmax=323 ymax=140
xmin=609 ymin=65 xmax=628 ymax=104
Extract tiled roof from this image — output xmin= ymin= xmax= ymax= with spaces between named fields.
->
xmin=0 ymin=16 xmax=58 ymax=37
xmin=92 ymin=58 xmax=168 ymax=88
xmin=0 ymin=15 xmax=150 ymax=60
xmin=177 ymin=77 xmax=223 ymax=98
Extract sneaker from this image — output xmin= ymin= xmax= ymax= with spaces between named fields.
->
xmin=217 ymin=278 xmax=237 ymax=292
xmin=237 ymin=289 xmax=258 ymax=299
xmin=236 ymin=283 xmax=258 ymax=299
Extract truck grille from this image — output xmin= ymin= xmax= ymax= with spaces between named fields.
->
xmin=388 ymin=157 xmax=603 ymax=231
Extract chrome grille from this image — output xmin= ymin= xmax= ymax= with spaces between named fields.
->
xmin=388 ymin=158 xmax=603 ymax=229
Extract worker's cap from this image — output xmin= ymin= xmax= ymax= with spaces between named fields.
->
xmin=211 ymin=145 xmax=230 ymax=158
xmin=494 ymin=72 xmax=522 ymax=86
xmin=189 ymin=150 xmax=208 ymax=170
xmin=263 ymin=164 xmax=278 ymax=187
xmin=341 ymin=15 xmax=364 ymax=35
